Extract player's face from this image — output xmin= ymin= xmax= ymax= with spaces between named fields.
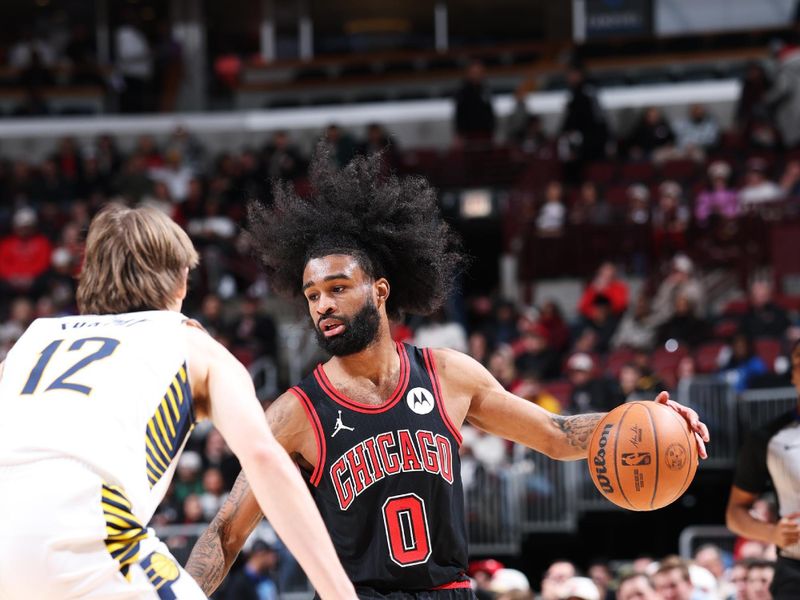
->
xmin=302 ymin=254 xmax=382 ymax=356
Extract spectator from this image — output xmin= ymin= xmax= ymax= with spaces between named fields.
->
xmin=779 ymin=159 xmax=800 ymax=197
xmin=262 ymin=131 xmax=305 ymax=182
xmin=587 ymin=561 xmax=614 ymax=600
xmin=536 ymin=181 xmax=567 ymax=236
xmin=232 ymin=295 xmax=278 ymax=362
xmin=569 ymin=181 xmax=614 ymax=226
xmin=763 ymin=41 xmax=800 ymax=148
xmin=541 ymin=560 xmax=577 ymax=600
xmin=745 ymin=560 xmax=775 ymax=600
xmin=513 ymin=326 xmax=560 ymax=380
xmin=560 ymin=577 xmax=601 ymax=600
xmin=0 ymin=208 xmax=53 ymax=300
xmin=454 ymin=59 xmax=496 ymax=145
xmin=224 ymin=540 xmax=279 ymax=600
xmin=468 ymin=331 xmax=491 ymax=366
xmin=718 ymin=333 xmax=768 ymax=392
xmin=693 ymin=544 xmax=733 ymax=600
xmin=413 ymin=308 xmax=469 ymax=353
xmin=357 ymin=122 xmax=400 ymax=171
xmin=611 ymin=292 xmax=657 ymax=351
xmin=198 ymin=467 xmax=228 ymax=522
xmin=115 ymin=9 xmax=154 ymax=113
xmin=695 ymin=161 xmax=739 ymax=225
xmin=652 ymin=181 xmax=690 ymax=260
xmin=741 ymin=280 xmax=791 ymax=340
xmin=578 ymin=262 xmax=629 ymax=320
xmin=511 ymin=371 xmax=562 ymax=413
xmin=616 ymin=572 xmax=658 ymax=600
xmin=202 ymin=428 xmax=240 ymax=489
xmin=650 ymin=254 xmax=706 ymax=327
xmin=0 ymin=297 xmax=35 ymax=355
xmin=672 ymin=103 xmax=720 ymax=160
xmin=739 ymin=158 xmax=783 ymax=208
xmin=627 ymin=106 xmax=676 ymax=161
xmin=728 ymin=560 xmax=749 ymax=600
xmin=149 ymin=148 xmax=194 ymax=202
xmin=626 ymin=184 xmax=651 ymax=225
xmin=506 ymin=82 xmax=534 ymax=144
xmin=566 ymin=353 xmax=619 ymax=413
xmin=321 ymin=124 xmax=356 ymax=169
xmin=559 ymin=66 xmax=610 ymax=176
xmin=737 ymin=62 xmax=771 ymax=131
xmin=575 ymin=294 xmax=620 ymax=354
xmin=536 ymin=300 xmax=571 ymax=353
xmin=657 ymin=293 xmax=708 ymax=349
xmin=514 ymin=114 xmax=552 ymax=158
xmin=651 ymin=557 xmax=697 ymax=600
xmin=488 ymin=345 xmax=517 ymax=390
xmin=172 ymin=450 xmax=205 ymax=506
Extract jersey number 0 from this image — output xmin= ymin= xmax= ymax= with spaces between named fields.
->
xmin=382 ymin=493 xmax=432 ymax=567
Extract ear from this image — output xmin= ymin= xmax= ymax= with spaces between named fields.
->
xmin=374 ymin=277 xmax=390 ymax=308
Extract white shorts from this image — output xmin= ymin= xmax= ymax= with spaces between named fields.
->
xmin=0 ymin=459 xmax=207 ymax=600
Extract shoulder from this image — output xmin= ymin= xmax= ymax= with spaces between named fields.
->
xmin=429 ymin=347 xmax=496 ymax=388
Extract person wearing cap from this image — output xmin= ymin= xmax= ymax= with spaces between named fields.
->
xmin=739 ymin=158 xmax=783 ymax=208
xmin=652 ymin=180 xmax=690 ymax=261
xmin=566 ymin=353 xmax=620 ymax=414
xmin=695 ymin=161 xmax=739 ymax=225
xmin=0 ymin=207 xmax=53 ymax=301
xmin=559 ymin=576 xmax=601 ymax=600
xmin=626 ymin=185 xmax=651 ymax=225
xmin=649 ymin=254 xmax=706 ymax=327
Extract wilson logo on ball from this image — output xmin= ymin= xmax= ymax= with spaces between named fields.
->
xmin=593 ymin=423 xmax=615 ymax=494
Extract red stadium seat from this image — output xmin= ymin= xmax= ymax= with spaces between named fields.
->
xmin=619 ymin=162 xmax=656 ymax=183
xmin=544 ymin=380 xmax=573 ymax=407
xmin=660 ymin=159 xmax=699 ymax=181
xmin=605 ymin=347 xmax=635 ymax=377
xmin=651 ymin=346 xmax=690 ymax=388
xmin=585 ymin=161 xmax=618 ymax=186
xmin=755 ymin=338 xmax=782 ymax=372
xmin=694 ymin=341 xmax=725 ymax=373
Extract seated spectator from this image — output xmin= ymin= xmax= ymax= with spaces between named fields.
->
xmin=578 ymin=262 xmax=629 ymax=320
xmin=740 ymin=279 xmax=791 ymax=339
xmin=321 ymin=124 xmax=357 ymax=169
xmin=672 ymin=103 xmax=720 ymax=161
xmin=198 ymin=467 xmax=227 ymax=522
xmin=736 ymin=62 xmax=770 ymax=131
xmin=611 ymin=291 xmax=656 ymax=351
xmin=488 ymin=345 xmax=517 ymax=390
xmin=718 ymin=333 xmax=768 ymax=392
xmin=739 ymin=158 xmax=783 ymax=208
xmin=536 ymin=181 xmax=566 ymax=237
xmin=650 ymin=254 xmax=706 ymax=327
xmin=575 ymin=294 xmax=620 ymax=354
xmin=745 ymin=559 xmax=775 ymax=600
xmin=616 ymin=572 xmax=658 ymax=600
xmin=0 ymin=207 xmax=53 ymax=300
xmin=512 ymin=114 xmax=552 ymax=158
xmin=566 ymin=353 xmax=620 ymax=413
xmin=357 ymin=122 xmax=400 ymax=171
xmin=540 ymin=560 xmax=577 ymax=600
xmin=468 ymin=331 xmax=491 ymax=366
xmin=413 ymin=308 xmax=468 ymax=353
xmin=513 ymin=326 xmax=560 ymax=380
xmin=626 ymin=184 xmax=651 ymax=225
xmin=453 ymin=59 xmax=496 ymax=146
xmin=657 ymin=293 xmax=709 ymax=349
xmin=587 ymin=561 xmax=614 ymax=600
xmin=695 ymin=161 xmax=739 ymax=225
xmin=224 ymin=539 xmax=279 ymax=600
xmin=262 ymin=130 xmax=305 ymax=182
xmin=693 ymin=544 xmax=734 ymax=600
xmin=569 ymin=181 xmax=613 ymax=226
xmin=779 ymin=159 xmax=800 ymax=197
xmin=627 ymin=106 xmax=676 ymax=161
xmin=728 ymin=560 xmax=749 ymax=600
xmin=652 ymin=181 xmax=690 ymax=259
xmin=510 ymin=371 xmax=562 ymax=414
xmin=232 ymin=295 xmax=278 ymax=362
xmin=536 ymin=300 xmax=570 ymax=353
xmin=651 ymin=556 xmax=702 ymax=600
xmin=559 ymin=577 xmax=600 ymax=600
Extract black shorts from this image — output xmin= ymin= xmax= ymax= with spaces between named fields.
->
xmin=771 ymin=556 xmax=800 ymax=600
xmin=354 ymin=587 xmax=476 ymax=600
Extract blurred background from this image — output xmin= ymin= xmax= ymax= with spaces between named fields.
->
xmin=2 ymin=1 xmax=800 ymax=598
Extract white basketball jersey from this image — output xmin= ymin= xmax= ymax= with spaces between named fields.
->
xmin=0 ymin=311 xmax=195 ymax=525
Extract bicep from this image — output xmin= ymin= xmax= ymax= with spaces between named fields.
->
xmin=727 ymin=485 xmax=758 ymax=512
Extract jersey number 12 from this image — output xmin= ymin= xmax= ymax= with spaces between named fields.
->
xmin=21 ymin=337 xmax=120 ymax=396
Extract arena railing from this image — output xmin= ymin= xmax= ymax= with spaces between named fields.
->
xmin=738 ymin=386 xmax=797 ymax=432
xmin=678 ymin=524 xmax=735 ymax=560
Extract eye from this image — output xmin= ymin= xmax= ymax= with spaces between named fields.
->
xmin=332 ymin=285 xmax=345 ymax=293
xmin=306 ymin=293 xmax=319 ymax=302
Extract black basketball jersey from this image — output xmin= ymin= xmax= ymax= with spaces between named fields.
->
xmin=290 ymin=342 xmax=469 ymax=593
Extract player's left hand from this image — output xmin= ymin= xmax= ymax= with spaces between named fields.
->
xmin=655 ymin=391 xmax=709 ymax=460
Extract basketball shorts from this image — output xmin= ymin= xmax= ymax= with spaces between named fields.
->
xmin=771 ymin=555 xmax=800 ymax=600
xmin=0 ymin=458 xmax=207 ymax=599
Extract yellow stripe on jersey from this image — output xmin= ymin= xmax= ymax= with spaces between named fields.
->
xmin=101 ymin=484 xmax=147 ymax=581
xmin=145 ymin=362 xmax=195 ymax=489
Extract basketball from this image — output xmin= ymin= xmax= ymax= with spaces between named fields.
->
xmin=587 ymin=401 xmax=698 ymax=511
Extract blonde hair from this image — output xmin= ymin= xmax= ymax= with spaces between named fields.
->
xmin=77 ymin=204 xmax=199 ymax=315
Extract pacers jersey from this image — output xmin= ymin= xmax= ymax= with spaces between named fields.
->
xmin=0 ymin=311 xmax=195 ymax=525
xmin=291 ymin=342 xmax=468 ymax=592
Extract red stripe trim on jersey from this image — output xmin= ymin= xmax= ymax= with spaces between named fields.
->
xmin=313 ymin=342 xmax=410 ymax=414
xmin=432 ymin=580 xmax=472 ymax=590
xmin=289 ymin=386 xmax=326 ymax=487
xmin=422 ymin=348 xmax=463 ymax=446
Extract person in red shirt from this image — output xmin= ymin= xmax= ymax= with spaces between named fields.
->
xmin=0 ymin=207 xmax=53 ymax=299
xmin=577 ymin=262 xmax=629 ymax=320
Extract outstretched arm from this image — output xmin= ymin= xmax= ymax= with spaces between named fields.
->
xmin=435 ymin=349 xmax=708 ymax=460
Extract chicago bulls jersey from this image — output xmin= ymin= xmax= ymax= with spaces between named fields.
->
xmin=291 ymin=342 xmax=469 ymax=593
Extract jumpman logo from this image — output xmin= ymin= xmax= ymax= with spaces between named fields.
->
xmin=331 ymin=410 xmax=355 ymax=437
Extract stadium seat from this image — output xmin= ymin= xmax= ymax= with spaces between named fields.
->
xmin=544 ymin=380 xmax=573 ymax=407
xmin=660 ymin=159 xmax=699 ymax=181
xmin=584 ymin=161 xmax=618 ymax=186
xmin=694 ymin=341 xmax=726 ymax=373
xmin=619 ymin=162 xmax=656 ymax=183
xmin=605 ymin=347 xmax=635 ymax=377
xmin=755 ymin=338 xmax=782 ymax=372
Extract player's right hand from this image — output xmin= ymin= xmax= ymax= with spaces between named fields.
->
xmin=772 ymin=513 xmax=800 ymax=548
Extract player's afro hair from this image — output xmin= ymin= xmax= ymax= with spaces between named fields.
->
xmin=247 ymin=145 xmax=465 ymax=320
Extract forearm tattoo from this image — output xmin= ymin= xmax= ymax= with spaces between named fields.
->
xmin=550 ymin=413 xmax=604 ymax=451
xmin=185 ymin=472 xmax=263 ymax=594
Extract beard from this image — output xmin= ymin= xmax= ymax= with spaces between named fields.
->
xmin=314 ymin=299 xmax=381 ymax=356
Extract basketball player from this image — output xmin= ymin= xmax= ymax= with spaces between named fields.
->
xmin=186 ymin=150 xmax=708 ymax=597
xmin=0 ymin=205 xmax=355 ymax=599
xmin=726 ymin=340 xmax=800 ymax=599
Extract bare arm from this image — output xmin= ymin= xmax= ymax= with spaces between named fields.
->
xmin=186 ymin=389 xmax=314 ymax=594
xmin=184 ymin=327 xmax=353 ymax=599
xmin=437 ymin=349 xmax=708 ymax=461
xmin=726 ymin=485 xmax=799 ymax=548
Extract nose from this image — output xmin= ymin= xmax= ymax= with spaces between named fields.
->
xmin=316 ymin=292 xmax=337 ymax=316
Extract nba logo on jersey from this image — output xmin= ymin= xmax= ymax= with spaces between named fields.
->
xmin=406 ymin=387 xmax=434 ymax=415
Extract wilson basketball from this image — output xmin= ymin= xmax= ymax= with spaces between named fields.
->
xmin=587 ymin=401 xmax=698 ymax=511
